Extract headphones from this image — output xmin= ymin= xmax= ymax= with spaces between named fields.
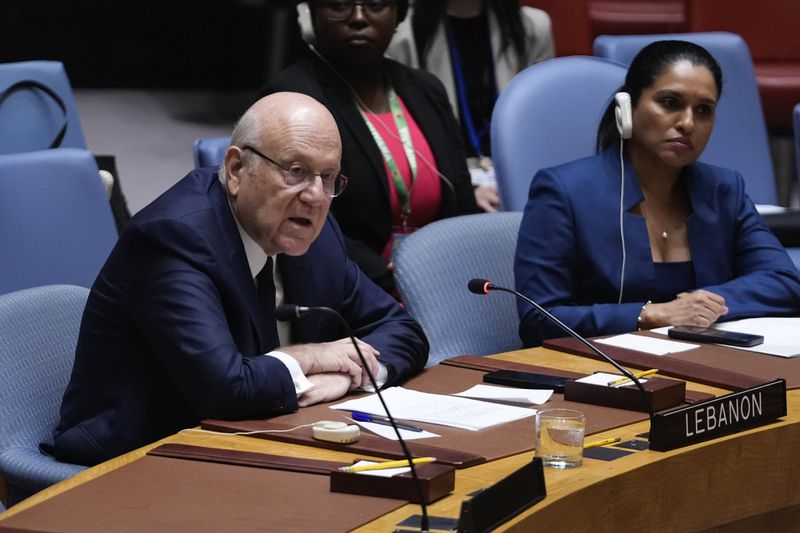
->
xmin=613 ymin=91 xmax=633 ymax=303
xmin=614 ymin=92 xmax=633 ymax=140
xmin=296 ymin=1 xmax=409 ymax=46
xmin=297 ymin=2 xmax=316 ymax=46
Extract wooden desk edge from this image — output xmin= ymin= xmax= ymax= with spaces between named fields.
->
xmin=2 ymin=347 xmax=798 ymax=532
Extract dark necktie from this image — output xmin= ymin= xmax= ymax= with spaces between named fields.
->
xmin=256 ymin=256 xmax=280 ymax=352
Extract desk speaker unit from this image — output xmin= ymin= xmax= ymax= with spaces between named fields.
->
xmin=564 ymin=376 xmax=686 ymax=412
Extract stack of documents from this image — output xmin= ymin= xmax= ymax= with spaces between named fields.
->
xmin=331 ymin=387 xmax=536 ymax=431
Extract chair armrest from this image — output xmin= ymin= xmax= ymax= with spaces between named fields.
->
xmin=0 ymin=447 xmax=86 ymax=500
xmin=761 ymin=208 xmax=800 ymax=247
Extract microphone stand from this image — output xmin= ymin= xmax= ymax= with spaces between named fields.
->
xmin=276 ymin=304 xmax=430 ymax=533
xmin=469 ymin=280 xmax=654 ymax=421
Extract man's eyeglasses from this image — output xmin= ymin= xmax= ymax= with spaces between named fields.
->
xmin=242 ymin=145 xmax=348 ymax=198
xmin=316 ymin=0 xmax=396 ymax=21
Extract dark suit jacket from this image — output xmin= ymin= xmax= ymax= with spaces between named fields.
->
xmin=51 ymin=168 xmax=428 ymax=466
xmin=515 ymin=148 xmax=800 ymax=346
xmin=261 ymin=53 xmax=478 ymax=290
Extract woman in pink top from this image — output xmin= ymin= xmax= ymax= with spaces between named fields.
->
xmin=261 ymin=0 xmax=481 ymax=294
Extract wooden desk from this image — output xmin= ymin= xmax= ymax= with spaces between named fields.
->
xmin=2 ymin=347 xmax=799 ymax=532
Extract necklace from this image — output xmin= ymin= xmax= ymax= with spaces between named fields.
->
xmin=638 ymin=198 xmax=684 ymax=242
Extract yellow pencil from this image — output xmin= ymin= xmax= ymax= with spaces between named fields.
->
xmin=607 ymin=369 xmax=658 ymax=387
xmin=339 ymin=457 xmax=436 ymax=473
xmin=583 ymin=436 xmax=622 ymax=449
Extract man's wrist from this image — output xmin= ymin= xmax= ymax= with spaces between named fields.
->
xmin=266 ymin=351 xmax=314 ymax=396
xmin=361 ymin=363 xmax=389 ymax=392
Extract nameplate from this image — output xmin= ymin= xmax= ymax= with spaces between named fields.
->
xmin=649 ymin=379 xmax=786 ymax=452
xmin=457 ymin=458 xmax=546 ymax=533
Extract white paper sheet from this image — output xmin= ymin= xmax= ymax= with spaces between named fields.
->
xmin=575 ymin=372 xmax=650 ymax=388
xmin=653 ymin=317 xmax=800 ymax=357
xmin=755 ymin=204 xmax=787 ymax=215
xmin=331 ymin=387 xmax=536 ymax=431
xmin=596 ymin=333 xmax=699 ymax=355
xmin=452 ymin=384 xmax=552 ymax=405
xmin=350 ymin=420 xmax=440 ymax=440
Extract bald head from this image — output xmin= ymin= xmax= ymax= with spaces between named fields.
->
xmin=223 ymin=92 xmax=344 ymax=257
xmin=230 ymin=92 xmax=341 ymax=161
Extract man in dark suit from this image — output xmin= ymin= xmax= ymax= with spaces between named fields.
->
xmin=49 ymin=92 xmax=428 ymax=466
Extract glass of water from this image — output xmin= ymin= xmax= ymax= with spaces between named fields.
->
xmin=535 ymin=409 xmax=585 ymax=468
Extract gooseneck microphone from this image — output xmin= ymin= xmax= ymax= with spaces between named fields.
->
xmin=467 ymin=279 xmax=654 ymax=421
xmin=275 ymin=304 xmax=430 ymax=533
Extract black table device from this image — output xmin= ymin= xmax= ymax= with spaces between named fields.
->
xmin=483 ymin=369 xmax=567 ymax=393
xmin=667 ymin=325 xmax=764 ymax=347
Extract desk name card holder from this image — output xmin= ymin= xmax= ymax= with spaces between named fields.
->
xmin=457 ymin=458 xmax=546 ymax=533
xmin=564 ymin=376 xmax=686 ymax=412
xmin=330 ymin=460 xmax=455 ymax=503
xmin=649 ymin=379 xmax=787 ymax=452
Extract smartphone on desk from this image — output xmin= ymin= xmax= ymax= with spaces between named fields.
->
xmin=667 ymin=325 xmax=764 ymax=347
xmin=483 ymin=370 xmax=567 ymax=393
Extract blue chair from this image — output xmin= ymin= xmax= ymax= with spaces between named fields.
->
xmin=789 ymin=103 xmax=800 ymax=269
xmin=0 ymin=149 xmax=117 ymax=295
xmin=0 ymin=285 xmax=89 ymax=505
xmin=194 ymin=136 xmax=231 ymax=169
xmin=491 ymin=56 xmax=627 ymax=211
xmin=393 ymin=212 xmax=523 ymax=366
xmin=594 ymin=32 xmax=777 ymax=206
xmin=0 ymin=61 xmax=130 ymax=233
xmin=0 ymin=61 xmax=87 ymax=154
xmin=795 ymin=103 xmax=800 ymax=200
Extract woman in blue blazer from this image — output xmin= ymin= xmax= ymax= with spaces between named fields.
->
xmin=515 ymin=40 xmax=800 ymax=346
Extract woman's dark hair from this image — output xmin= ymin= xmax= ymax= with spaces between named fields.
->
xmin=411 ymin=0 xmax=526 ymax=68
xmin=395 ymin=0 xmax=411 ymax=22
xmin=596 ymin=40 xmax=724 ymax=151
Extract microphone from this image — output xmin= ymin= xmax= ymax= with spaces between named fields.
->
xmin=275 ymin=304 xmax=430 ymax=532
xmin=467 ymin=279 xmax=654 ymax=421
xmin=274 ymin=304 xmax=311 ymax=321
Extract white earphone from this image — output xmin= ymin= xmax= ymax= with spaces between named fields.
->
xmin=613 ymin=92 xmax=632 ymax=303
xmin=614 ymin=92 xmax=633 ymax=140
xmin=297 ymin=2 xmax=315 ymax=46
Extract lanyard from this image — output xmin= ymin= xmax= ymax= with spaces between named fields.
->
xmin=359 ymin=85 xmax=418 ymax=221
xmin=444 ymin=16 xmax=497 ymax=169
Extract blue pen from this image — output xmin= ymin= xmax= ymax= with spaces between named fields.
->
xmin=351 ymin=411 xmax=424 ymax=432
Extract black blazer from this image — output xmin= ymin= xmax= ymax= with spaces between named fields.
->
xmin=261 ymin=53 xmax=478 ymax=290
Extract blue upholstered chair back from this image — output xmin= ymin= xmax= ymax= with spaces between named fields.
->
xmin=0 ymin=149 xmax=117 ymax=295
xmin=194 ymin=136 xmax=231 ymax=169
xmin=795 ymin=104 xmax=800 ymax=196
xmin=0 ymin=61 xmax=87 ymax=154
xmin=491 ymin=56 xmax=627 ymax=212
xmin=393 ymin=212 xmax=523 ymax=366
xmin=788 ymin=104 xmax=800 ymax=269
xmin=594 ymin=32 xmax=777 ymax=205
xmin=0 ymin=285 xmax=88 ymax=505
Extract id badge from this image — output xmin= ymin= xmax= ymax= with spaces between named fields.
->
xmin=467 ymin=156 xmax=496 ymax=186
xmin=389 ymin=224 xmax=417 ymax=258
